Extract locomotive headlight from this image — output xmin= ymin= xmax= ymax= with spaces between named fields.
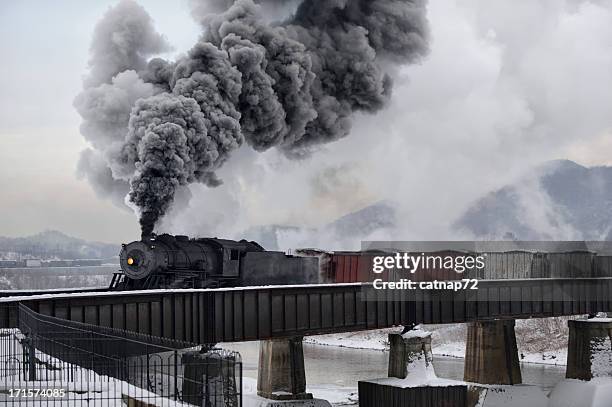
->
xmin=126 ymin=253 xmax=141 ymax=267
xmin=120 ymin=244 xmax=154 ymax=280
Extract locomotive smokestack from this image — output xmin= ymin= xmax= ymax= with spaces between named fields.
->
xmin=140 ymin=211 xmax=157 ymax=241
xmin=76 ymin=0 xmax=430 ymax=234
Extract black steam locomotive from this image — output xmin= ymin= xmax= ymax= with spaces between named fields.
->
xmin=110 ymin=234 xmax=320 ymax=290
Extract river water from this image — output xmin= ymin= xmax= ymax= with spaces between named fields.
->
xmin=225 ymin=341 xmax=566 ymax=404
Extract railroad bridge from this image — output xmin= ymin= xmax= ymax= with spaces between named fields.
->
xmin=0 ymin=278 xmax=610 ymax=343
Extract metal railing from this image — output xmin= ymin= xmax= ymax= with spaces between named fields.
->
xmin=0 ymin=304 xmax=242 ymax=406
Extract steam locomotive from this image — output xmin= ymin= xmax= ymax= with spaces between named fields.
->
xmin=110 ymin=234 xmax=320 ymax=290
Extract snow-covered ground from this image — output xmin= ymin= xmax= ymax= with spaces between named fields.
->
xmin=304 ymin=317 xmax=575 ymax=367
xmin=242 ymin=377 xmax=359 ymax=406
xmin=0 ymin=380 xmax=193 ymax=406
xmin=548 ymin=378 xmax=612 ymax=407
xmin=0 ymin=329 xmax=197 ymax=406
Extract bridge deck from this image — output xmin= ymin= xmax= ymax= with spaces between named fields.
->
xmin=1 ymin=279 xmax=611 ymax=343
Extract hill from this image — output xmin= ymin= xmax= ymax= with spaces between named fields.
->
xmin=455 ymin=160 xmax=612 ymax=240
xmin=0 ymin=230 xmax=119 ymax=260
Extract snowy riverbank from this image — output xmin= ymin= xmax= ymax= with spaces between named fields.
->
xmin=304 ymin=318 xmax=573 ymax=367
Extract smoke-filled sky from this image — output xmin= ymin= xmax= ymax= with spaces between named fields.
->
xmin=2 ymin=0 xmax=612 ymax=245
xmin=74 ymin=0 xmax=429 ymax=240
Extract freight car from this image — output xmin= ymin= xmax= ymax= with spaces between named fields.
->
xmin=110 ymin=234 xmax=320 ymax=290
xmin=323 ymin=250 xmax=607 ymax=282
xmin=319 ymin=250 xmax=473 ymax=283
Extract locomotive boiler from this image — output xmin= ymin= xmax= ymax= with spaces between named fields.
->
xmin=110 ymin=234 xmax=320 ymax=290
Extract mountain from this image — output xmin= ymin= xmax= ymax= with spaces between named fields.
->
xmin=455 ymin=160 xmax=612 ymax=240
xmin=325 ymin=201 xmax=396 ymax=239
xmin=0 ymin=230 xmax=119 ymax=260
xmin=243 ymin=201 xmax=397 ymax=250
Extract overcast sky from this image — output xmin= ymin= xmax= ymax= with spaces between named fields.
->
xmin=0 ymin=0 xmax=200 ymax=242
xmin=2 ymin=0 xmax=612 ymax=245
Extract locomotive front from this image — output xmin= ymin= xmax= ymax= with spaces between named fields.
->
xmin=119 ymin=240 xmax=167 ymax=280
xmin=119 ymin=235 xmax=223 ymax=281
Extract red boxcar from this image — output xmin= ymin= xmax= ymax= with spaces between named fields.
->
xmin=327 ymin=250 xmax=472 ymax=283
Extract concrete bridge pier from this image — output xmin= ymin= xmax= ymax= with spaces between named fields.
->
xmin=547 ymin=319 xmax=612 ymax=406
xmin=463 ymin=320 xmax=522 ymax=385
xmin=182 ymin=349 xmax=239 ymax=406
xmin=566 ymin=319 xmax=612 ymax=380
xmin=388 ymin=331 xmax=435 ymax=379
xmin=359 ymin=329 xmax=470 ymax=407
xmin=257 ymin=337 xmax=331 ymax=406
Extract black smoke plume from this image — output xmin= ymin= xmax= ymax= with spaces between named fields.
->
xmin=75 ymin=0 xmax=429 ymax=239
